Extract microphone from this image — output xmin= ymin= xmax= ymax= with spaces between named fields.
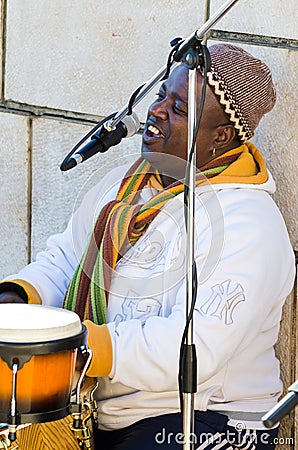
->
xmin=60 ymin=112 xmax=140 ymax=171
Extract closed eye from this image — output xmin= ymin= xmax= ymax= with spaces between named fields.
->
xmin=173 ymin=103 xmax=187 ymax=115
xmin=154 ymin=88 xmax=187 ymax=115
xmin=155 ymin=91 xmax=165 ymax=101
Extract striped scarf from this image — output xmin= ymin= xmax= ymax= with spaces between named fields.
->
xmin=63 ymin=152 xmax=240 ymax=324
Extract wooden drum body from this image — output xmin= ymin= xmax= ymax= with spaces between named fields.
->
xmin=0 ymin=304 xmax=88 ymax=425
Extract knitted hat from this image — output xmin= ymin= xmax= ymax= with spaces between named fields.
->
xmin=207 ymin=43 xmax=276 ymax=142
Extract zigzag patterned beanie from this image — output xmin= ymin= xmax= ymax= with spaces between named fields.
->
xmin=207 ymin=43 xmax=276 ymax=142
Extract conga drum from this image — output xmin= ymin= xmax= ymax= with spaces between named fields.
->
xmin=0 ymin=304 xmax=96 ymax=449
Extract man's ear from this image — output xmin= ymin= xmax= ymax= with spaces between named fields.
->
xmin=214 ymin=124 xmax=238 ymax=149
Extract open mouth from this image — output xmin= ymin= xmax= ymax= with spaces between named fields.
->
xmin=145 ymin=124 xmax=164 ymax=139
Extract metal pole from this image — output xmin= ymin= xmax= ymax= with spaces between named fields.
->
xmin=183 ymin=67 xmax=198 ymax=450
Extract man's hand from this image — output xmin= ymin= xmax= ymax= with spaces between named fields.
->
xmin=0 ymin=291 xmax=26 ymax=303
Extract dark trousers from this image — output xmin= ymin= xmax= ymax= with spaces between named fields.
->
xmin=94 ymin=410 xmax=279 ymax=449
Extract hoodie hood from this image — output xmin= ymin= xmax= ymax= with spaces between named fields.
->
xmin=198 ymin=142 xmax=276 ymax=194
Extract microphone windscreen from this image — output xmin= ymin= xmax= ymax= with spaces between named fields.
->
xmin=122 ymin=112 xmax=140 ymax=137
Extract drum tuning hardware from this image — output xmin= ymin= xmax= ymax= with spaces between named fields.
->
xmin=70 ymin=380 xmax=98 ymax=450
xmin=6 ymin=363 xmax=19 ymax=445
xmin=0 ymin=429 xmax=19 ymax=450
xmin=69 ymin=409 xmax=93 ymax=449
xmin=0 ymin=439 xmax=19 ymax=450
xmin=70 ymin=346 xmax=97 ymax=448
xmin=85 ymin=380 xmax=99 ymax=426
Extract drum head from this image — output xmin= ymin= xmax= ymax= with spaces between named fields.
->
xmin=0 ymin=304 xmax=82 ymax=343
xmin=0 ymin=304 xmax=87 ymax=424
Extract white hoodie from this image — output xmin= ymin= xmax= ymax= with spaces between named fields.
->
xmin=6 ymin=162 xmax=295 ymax=430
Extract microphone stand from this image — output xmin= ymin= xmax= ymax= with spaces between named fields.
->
xmin=180 ymin=43 xmax=211 ymax=450
xmin=183 ymin=56 xmax=199 ymax=450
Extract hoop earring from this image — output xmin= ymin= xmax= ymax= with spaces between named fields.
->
xmin=212 ymin=148 xmax=216 ymax=157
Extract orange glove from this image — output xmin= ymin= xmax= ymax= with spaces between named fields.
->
xmin=83 ymin=320 xmax=113 ymax=378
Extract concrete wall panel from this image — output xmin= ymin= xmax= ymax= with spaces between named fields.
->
xmin=252 ymin=47 xmax=298 ymax=248
xmin=211 ymin=0 xmax=298 ymax=39
xmin=0 ymin=112 xmax=29 ymax=279
xmin=0 ymin=1 xmax=3 ymax=97
xmin=5 ymin=0 xmax=205 ymax=118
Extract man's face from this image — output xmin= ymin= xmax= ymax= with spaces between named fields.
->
xmin=141 ymin=64 xmax=228 ymax=182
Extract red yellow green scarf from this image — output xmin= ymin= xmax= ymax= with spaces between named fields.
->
xmin=63 ymin=142 xmax=267 ymax=324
